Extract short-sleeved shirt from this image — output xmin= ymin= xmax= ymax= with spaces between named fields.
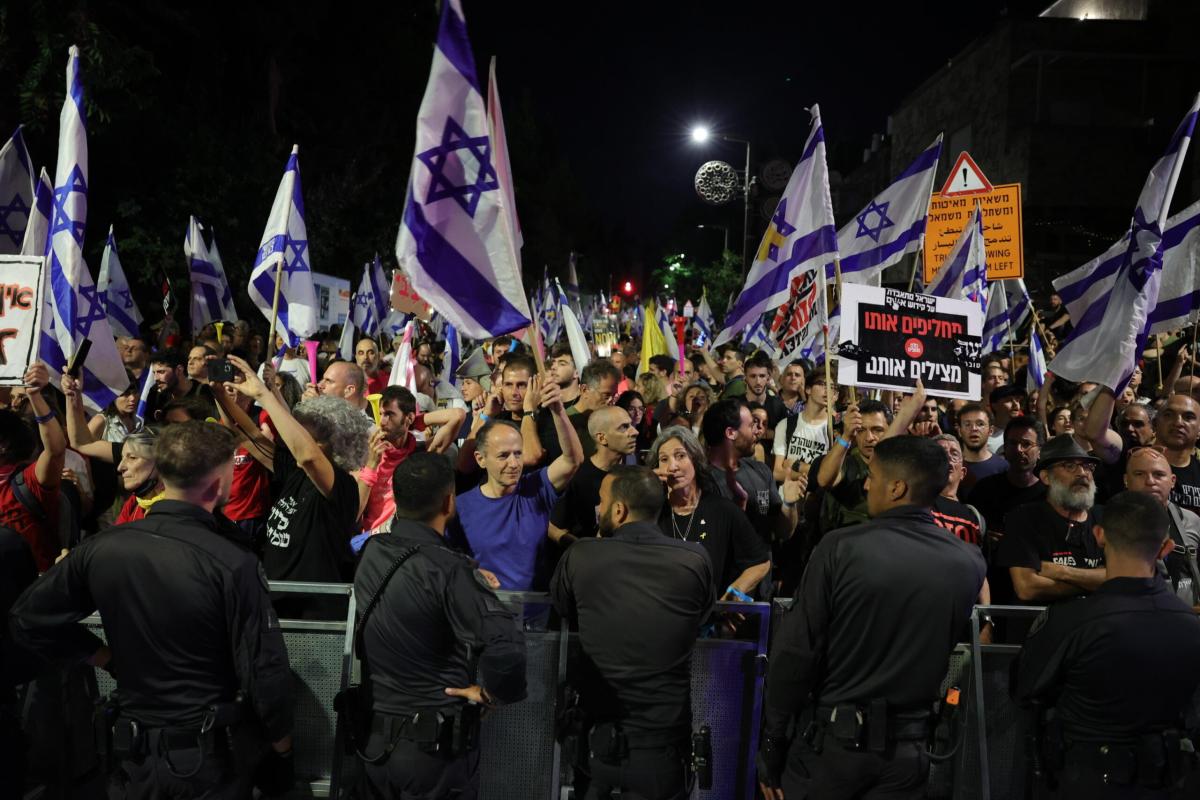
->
xmin=365 ymin=371 xmax=388 ymax=395
xmin=263 ymin=438 xmax=361 ymax=588
xmin=751 ymin=393 xmax=788 ymax=431
xmin=996 ymin=501 xmax=1105 ymax=585
xmin=708 ymin=460 xmax=783 ymax=545
xmin=931 ymin=496 xmax=983 ymax=547
xmin=964 ymin=452 xmax=1008 ymax=485
xmin=966 ymin=472 xmax=1047 ymax=537
xmin=772 ymin=415 xmax=830 ymax=465
xmin=448 ymin=468 xmax=560 ymax=591
xmin=223 ymin=447 xmax=271 ymax=522
xmin=0 ymin=463 xmax=60 ymax=572
xmin=1170 ymin=456 xmax=1200 ymax=515
xmin=549 ymin=459 xmax=608 ymax=539
xmin=656 ymin=492 xmax=768 ymax=590
xmin=809 ymin=449 xmax=872 ymax=534
xmin=357 ymin=434 xmax=418 ymax=535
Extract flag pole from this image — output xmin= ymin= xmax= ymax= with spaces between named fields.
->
xmin=1156 ymin=333 xmax=1166 ymax=394
xmin=266 ymin=254 xmax=285 ymax=357
xmin=833 ymin=256 xmax=857 ymax=406
xmin=1189 ymin=323 xmax=1198 ymax=381
xmin=818 ymin=264 xmax=835 ymax=433
xmin=907 ymin=235 xmax=924 ymax=292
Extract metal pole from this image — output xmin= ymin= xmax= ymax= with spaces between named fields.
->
xmin=742 ymin=139 xmax=752 ymax=278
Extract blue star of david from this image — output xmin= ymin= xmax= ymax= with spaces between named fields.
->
xmin=0 ymin=193 xmax=30 ymax=247
xmin=355 ymin=293 xmax=371 ymax=310
xmin=49 ymin=166 xmax=88 ymax=246
xmin=74 ymin=283 xmax=108 ymax=338
xmin=282 ymin=239 xmax=309 ymax=277
xmin=417 ymin=117 xmax=499 ymax=218
xmin=768 ymin=200 xmax=798 ymax=262
xmin=855 ymin=200 xmax=894 ymax=243
xmin=1123 ymin=209 xmax=1163 ymax=292
xmin=116 ymin=288 xmax=133 ymax=309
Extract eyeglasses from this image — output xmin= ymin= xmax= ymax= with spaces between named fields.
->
xmin=1054 ymin=460 xmax=1096 ymax=474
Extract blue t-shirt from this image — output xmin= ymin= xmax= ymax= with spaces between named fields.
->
xmin=449 ymin=468 xmax=559 ymax=591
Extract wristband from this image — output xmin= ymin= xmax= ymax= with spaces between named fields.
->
xmin=34 ymin=411 xmax=56 ymax=425
xmin=835 ymin=436 xmax=851 ymax=449
xmin=478 ymin=413 xmax=490 ymax=423
xmin=522 ymin=409 xmax=536 ymax=419
xmin=725 ymin=586 xmax=754 ymax=602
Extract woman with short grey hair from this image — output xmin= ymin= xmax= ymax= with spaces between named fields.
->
xmin=226 ymin=357 xmax=371 ymax=619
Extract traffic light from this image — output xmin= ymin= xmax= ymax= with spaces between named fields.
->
xmin=621 ymin=280 xmax=634 ymax=295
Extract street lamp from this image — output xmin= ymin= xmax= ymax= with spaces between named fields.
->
xmin=696 ymin=224 xmax=730 ymax=255
xmin=690 ymin=125 xmax=753 ymax=278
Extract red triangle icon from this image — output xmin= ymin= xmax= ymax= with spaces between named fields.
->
xmin=940 ymin=151 xmax=994 ymax=196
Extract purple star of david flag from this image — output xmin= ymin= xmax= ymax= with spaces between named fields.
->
xmin=1051 ymin=94 xmax=1199 ymax=391
xmin=21 ymin=168 xmax=52 ymax=258
xmin=204 ymin=222 xmax=238 ymax=323
xmin=248 ymin=145 xmax=317 ymax=346
xmin=187 ymin=216 xmax=237 ymax=334
xmin=1027 ymin=327 xmax=1047 ymax=394
xmin=0 ymin=126 xmax=35 ymax=255
xmin=1007 ymin=278 xmax=1032 ymax=335
xmin=926 ymin=203 xmax=987 ymax=311
xmin=694 ymin=290 xmax=715 ymax=342
xmin=97 ymin=226 xmax=142 ymax=339
xmin=716 ymin=105 xmax=838 ymax=345
xmin=395 ymin=0 xmax=532 ymax=339
xmin=42 ymin=46 xmax=128 ymax=410
xmin=839 ymin=135 xmax=943 ymax=284
xmin=981 ymin=280 xmax=1009 ymax=355
xmin=1147 ymin=198 xmax=1200 ymax=333
xmin=350 ymin=255 xmax=389 ymax=337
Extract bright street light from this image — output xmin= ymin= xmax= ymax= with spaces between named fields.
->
xmin=690 ymin=125 xmax=710 ymax=143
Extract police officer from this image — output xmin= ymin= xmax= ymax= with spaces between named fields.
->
xmin=352 ymin=452 xmax=527 ymax=799
xmin=9 ymin=421 xmax=294 ymax=798
xmin=758 ymin=435 xmax=985 ymax=799
xmin=1012 ymin=490 xmax=1200 ymax=799
xmin=551 ymin=465 xmax=714 ymax=799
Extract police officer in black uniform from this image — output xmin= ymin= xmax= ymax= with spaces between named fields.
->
xmin=551 ymin=465 xmax=714 ymax=800
xmin=1012 ymin=490 xmax=1200 ymax=799
xmin=352 ymin=452 xmax=527 ymax=799
xmin=9 ymin=421 xmax=294 ymax=798
xmin=757 ymin=435 xmax=985 ymax=799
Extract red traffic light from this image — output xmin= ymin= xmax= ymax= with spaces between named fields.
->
xmin=622 ymin=280 xmax=634 ymax=295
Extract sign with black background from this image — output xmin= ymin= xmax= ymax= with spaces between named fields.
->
xmin=837 ymin=284 xmax=982 ymax=400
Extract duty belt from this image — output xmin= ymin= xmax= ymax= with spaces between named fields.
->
xmin=1064 ymin=731 xmax=1196 ymax=788
xmin=811 ymin=703 xmax=932 ymax=753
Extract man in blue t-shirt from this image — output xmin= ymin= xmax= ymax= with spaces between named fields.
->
xmin=449 ymin=375 xmax=584 ymax=590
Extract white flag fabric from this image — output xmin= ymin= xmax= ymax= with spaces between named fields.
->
xmin=1147 ymin=198 xmax=1200 ymax=333
xmin=187 ymin=216 xmax=237 ymax=333
xmin=926 ymin=204 xmax=987 ymax=311
xmin=839 ymin=135 xmax=942 ymax=285
xmin=716 ymin=105 xmax=838 ymax=344
xmin=980 ymin=282 xmax=1009 ymax=355
xmin=1050 ymin=95 xmax=1199 ymax=390
xmin=0 ymin=126 xmax=36 ymax=255
xmin=43 ymin=46 xmax=129 ymax=409
xmin=396 ymin=0 xmax=532 ymax=339
xmin=694 ymin=291 xmax=715 ymax=343
xmin=561 ymin=302 xmax=591 ymax=373
xmin=1027 ymin=327 xmax=1047 ymax=393
xmin=21 ymin=168 xmax=52 ymax=257
xmin=248 ymin=145 xmax=317 ymax=346
xmin=388 ymin=321 xmax=418 ymax=391
xmin=98 ymin=226 xmax=143 ymax=339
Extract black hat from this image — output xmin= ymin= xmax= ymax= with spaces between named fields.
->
xmin=989 ymin=384 xmax=1027 ymax=404
xmin=1035 ymin=434 xmax=1101 ymax=473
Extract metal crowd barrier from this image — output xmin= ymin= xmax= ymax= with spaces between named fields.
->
xmin=82 ymin=586 xmax=1045 ymax=800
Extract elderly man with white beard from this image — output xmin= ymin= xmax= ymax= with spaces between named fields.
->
xmin=995 ymin=435 xmax=1107 ymax=605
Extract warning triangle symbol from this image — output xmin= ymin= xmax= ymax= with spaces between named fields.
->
xmin=940 ymin=151 xmax=994 ymax=196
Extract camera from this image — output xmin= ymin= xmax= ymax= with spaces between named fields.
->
xmin=207 ymin=358 xmax=235 ymax=383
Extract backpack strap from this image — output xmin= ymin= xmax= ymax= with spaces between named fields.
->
xmin=354 ymin=544 xmax=422 ymax=661
xmin=10 ymin=470 xmax=47 ymax=524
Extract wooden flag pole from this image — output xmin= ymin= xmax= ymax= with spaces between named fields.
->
xmin=833 ymin=256 xmax=857 ymax=406
xmin=266 ymin=255 xmax=285 ymax=359
xmin=1156 ymin=333 xmax=1166 ymax=395
xmin=1189 ymin=323 xmax=1198 ymax=381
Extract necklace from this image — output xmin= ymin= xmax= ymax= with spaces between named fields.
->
xmin=670 ymin=490 xmax=702 ymax=540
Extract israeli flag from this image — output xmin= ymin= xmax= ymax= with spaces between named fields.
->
xmin=395 ymin=0 xmax=532 ymax=339
xmin=1147 ymin=198 xmax=1200 ymax=333
xmin=248 ymin=145 xmax=317 ymax=346
xmin=839 ymin=135 xmax=943 ymax=284
xmin=21 ymin=168 xmax=52 ymax=257
xmin=0 ymin=126 xmax=35 ymax=255
xmin=657 ymin=297 xmax=680 ymax=362
xmin=1051 ymin=95 xmax=1199 ymax=390
xmin=694 ymin=290 xmax=715 ymax=342
xmin=927 ymin=203 xmax=987 ymax=311
xmin=716 ymin=105 xmax=838 ymax=344
xmin=1027 ymin=327 xmax=1047 ymax=393
xmin=981 ymin=281 xmax=1009 ymax=355
xmin=187 ymin=216 xmax=237 ymax=334
xmin=43 ymin=46 xmax=129 ymax=409
xmin=801 ymin=304 xmax=841 ymax=365
xmin=439 ymin=320 xmax=463 ymax=385
xmin=98 ymin=226 xmax=142 ymax=339
xmin=350 ymin=255 xmax=389 ymax=337
xmin=1007 ymin=277 xmax=1032 ymax=334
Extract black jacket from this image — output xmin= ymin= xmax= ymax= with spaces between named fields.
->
xmin=356 ymin=520 xmax=527 ymax=714
xmin=765 ymin=505 xmax=985 ymax=737
xmin=9 ymin=500 xmax=293 ymax=740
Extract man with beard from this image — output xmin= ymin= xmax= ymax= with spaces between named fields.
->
xmin=996 ymin=435 xmax=1106 ymax=604
xmin=355 ymin=337 xmax=388 ymax=395
xmin=956 ymin=403 xmax=1006 ymax=494
xmin=549 ymin=406 xmax=639 ymax=543
xmin=811 ymin=399 xmax=893 ymax=536
xmin=145 ymin=348 xmax=216 ymax=422
xmin=551 ymin=466 xmax=713 ymax=800
xmin=966 ymin=417 xmax=1047 ymax=540
xmin=1124 ymin=446 xmax=1200 ymax=606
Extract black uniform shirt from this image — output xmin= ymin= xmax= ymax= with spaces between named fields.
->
xmin=764 ymin=505 xmax=985 ymax=737
xmin=356 ymin=520 xmax=527 ymax=715
xmin=1012 ymin=576 xmax=1200 ymax=742
xmin=9 ymin=500 xmax=293 ymax=740
xmin=551 ymin=520 xmax=714 ymax=737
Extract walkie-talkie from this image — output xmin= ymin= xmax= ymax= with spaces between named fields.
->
xmin=692 ymin=725 xmax=712 ymax=789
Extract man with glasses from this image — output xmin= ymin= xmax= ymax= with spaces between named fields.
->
xmin=995 ymin=435 xmax=1106 ymax=605
xmin=956 ymin=403 xmax=1006 ymax=495
xmin=966 ymin=417 xmax=1047 ymax=541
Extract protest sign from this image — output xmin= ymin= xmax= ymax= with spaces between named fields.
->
xmin=390 ymin=271 xmax=433 ymax=321
xmin=838 ymin=283 xmax=982 ymax=400
xmin=0 ymin=256 xmax=45 ymax=384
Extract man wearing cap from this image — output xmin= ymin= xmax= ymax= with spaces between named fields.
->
xmin=986 ymin=384 xmax=1025 ymax=454
xmin=995 ymin=434 xmax=1106 ymax=605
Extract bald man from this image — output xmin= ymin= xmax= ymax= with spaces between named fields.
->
xmin=315 ymin=360 xmax=369 ymax=414
xmin=549 ymin=406 xmax=639 ymax=544
xmin=355 ymin=338 xmax=387 ymax=395
xmin=1154 ymin=394 xmax=1200 ymax=514
xmin=1124 ymin=446 xmax=1200 ymax=605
